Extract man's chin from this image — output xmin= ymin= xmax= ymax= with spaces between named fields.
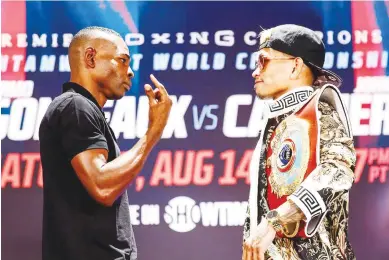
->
xmin=117 ymin=93 xmax=126 ymax=99
xmin=255 ymin=90 xmax=273 ymax=100
xmin=108 ymin=92 xmax=125 ymax=100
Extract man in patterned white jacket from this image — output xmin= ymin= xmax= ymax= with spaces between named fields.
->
xmin=242 ymin=24 xmax=356 ymax=260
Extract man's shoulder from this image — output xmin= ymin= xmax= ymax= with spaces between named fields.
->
xmin=47 ymin=92 xmax=99 ymax=117
xmin=40 ymin=92 xmax=103 ymax=134
xmin=58 ymin=92 xmax=97 ymax=110
xmin=317 ymin=101 xmax=336 ymax=115
xmin=317 ymin=100 xmax=351 ymax=138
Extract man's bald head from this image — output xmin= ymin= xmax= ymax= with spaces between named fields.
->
xmin=67 ymin=26 xmax=133 ymax=101
xmin=71 ymin=26 xmax=121 ymax=42
xmin=68 ymin=26 xmax=123 ymax=71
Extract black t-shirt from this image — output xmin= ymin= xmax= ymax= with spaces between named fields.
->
xmin=39 ymin=82 xmax=137 ymax=260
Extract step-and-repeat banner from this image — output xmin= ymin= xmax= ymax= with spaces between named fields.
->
xmin=2 ymin=1 xmax=389 ymax=259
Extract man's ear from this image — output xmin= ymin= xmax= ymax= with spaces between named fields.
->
xmin=84 ymin=47 xmax=96 ymax=68
xmin=290 ymin=58 xmax=304 ymax=80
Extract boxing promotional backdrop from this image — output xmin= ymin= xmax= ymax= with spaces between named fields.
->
xmin=2 ymin=1 xmax=389 ymax=259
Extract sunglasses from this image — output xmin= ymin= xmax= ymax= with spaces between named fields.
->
xmin=256 ymin=54 xmax=295 ymax=71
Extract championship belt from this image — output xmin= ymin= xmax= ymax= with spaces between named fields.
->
xmin=265 ymin=90 xmax=319 ymax=238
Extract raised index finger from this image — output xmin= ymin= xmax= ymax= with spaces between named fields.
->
xmin=150 ymin=74 xmax=168 ymax=98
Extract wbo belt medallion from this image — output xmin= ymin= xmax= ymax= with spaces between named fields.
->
xmin=269 ymin=115 xmax=310 ymax=198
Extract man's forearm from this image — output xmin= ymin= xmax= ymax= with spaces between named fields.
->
xmin=94 ymin=128 xmax=161 ymax=205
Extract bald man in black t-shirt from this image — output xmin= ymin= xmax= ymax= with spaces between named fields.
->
xmin=39 ymin=26 xmax=172 ymax=260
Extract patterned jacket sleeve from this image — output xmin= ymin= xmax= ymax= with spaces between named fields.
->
xmin=243 ymin=202 xmax=251 ymax=242
xmin=287 ymin=101 xmax=356 ymax=237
